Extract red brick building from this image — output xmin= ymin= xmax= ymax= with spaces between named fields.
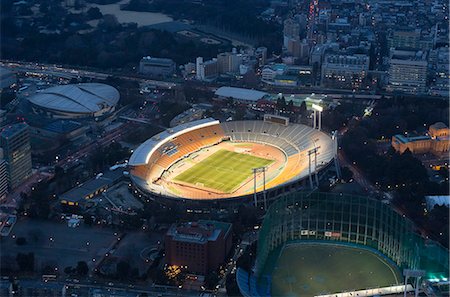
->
xmin=165 ymin=220 xmax=232 ymax=275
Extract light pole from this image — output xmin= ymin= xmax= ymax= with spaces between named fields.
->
xmin=308 ymin=147 xmax=318 ymax=189
xmin=311 ymin=103 xmax=323 ymax=131
xmin=403 ymin=269 xmax=425 ymax=297
xmin=252 ymin=167 xmax=267 ymax=209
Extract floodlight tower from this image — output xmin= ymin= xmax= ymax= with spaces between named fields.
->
xmin=311 ymin=103 xmax=323 ymax=130
xmin=332 ymin=130 xmax=341 ymax=179
xmin=307 ymin=147 xmax=319 ymax=189
xmin=253 ymin=167 xmax=267 ymax=210
xmin=403 ymin=269 xmax=426 ymax=297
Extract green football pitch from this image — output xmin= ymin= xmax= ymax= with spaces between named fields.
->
xmin=270 ymin=244 xmax=400 ymax=297
xmin=174 ymin=149 xmax=274 ymax=193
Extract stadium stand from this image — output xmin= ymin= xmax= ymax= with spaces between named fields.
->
xmin=129 ymin=118 xmax=335 ymax=199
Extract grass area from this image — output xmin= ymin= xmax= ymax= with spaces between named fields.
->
xmin=174 ymin=149 xmax=273 ymax=193
xmin=270 ymin=244 xmax=400 ymax=297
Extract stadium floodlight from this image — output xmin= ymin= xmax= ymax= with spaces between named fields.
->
xmin=311 ymin=103 xmax=323 ymax=112
xmin=252 ymin=167 xmax=267 ymax=209
xmin=403 ymin=269 xmax=426 ymax=297
xmin=311 ymin=104 xmax=323 ymax=130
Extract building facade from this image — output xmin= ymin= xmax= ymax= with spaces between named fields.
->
xmin=321 ymin=54 xmax=370 ymax=89
xmin=391 ymin=122 xmax=449 ymax=154
xmin=388 ymin=50 xmax=428 ymax=94
xmin=0 ymin=149 xmax=8 ymax=200
xmin=139 ymin=56 xmax=176 ymax=77
xmin=165 ymin=220 xmax=232 ymax=275
xmin=0 ymin=123 xmax=32 ymax=189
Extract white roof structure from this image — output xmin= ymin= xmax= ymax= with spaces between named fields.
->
xmin=215 ymin=87 xmax=268 ymax=102
xmin=425 ymin=195 xmax=450 ymax=210
xmin=29 ymin=83 xmax=119 ymax=115
xmin=129 ymin=118 xmax=219 ymax=166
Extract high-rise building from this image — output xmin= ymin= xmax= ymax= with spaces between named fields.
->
xmin=283 ymin=19 xmax=301 ymax=49
xmin=255 ymin=47 xmax=268 ymax=66
xmin=388 ymin=50 xmax=428 ymax=94
xmin=196 ymin=57 xmax=218 ymax=81
xmin=165 ymin=220 xmax=232 ymax=275
xmin=217 ymin=52 xmax=243 ymax=74
xmin=0 ymin=123 xmax=32 ymax=189
xmin=321 ymin=54 xmax=370 ymax=89
xmin=387 ymin=30 xmax=421 ymax=50
xmin=0 ymin=149 xmax=8 ymax=200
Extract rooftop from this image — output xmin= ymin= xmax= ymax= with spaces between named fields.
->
xmin=129 ymin=118 xmax=219 ymax=166
xmin=167 ymin=220 xmax=232 ymax=244
xmin=393 ymin=134 xmax=430 ymax=144
xmin=28 ymin=83 xmax=119 ymax=114
xmin=0 ymin=122 xmax=28 ymax=139
xmin=430 ymin=122 xmax=448 ymax=130
xmin=215 ymin=87 xmax=268 ymax=102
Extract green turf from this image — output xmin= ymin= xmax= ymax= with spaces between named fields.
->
xmin=174 ymin=149 xmax=273 ymax=193
xmin=270 ymin=244 xmax=400 ymax=297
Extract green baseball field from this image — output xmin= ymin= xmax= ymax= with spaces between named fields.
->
xmin=174 ymin=149 xmax=273 ymax=193
xmin=270 ymin=244 xmax=400 ymax=297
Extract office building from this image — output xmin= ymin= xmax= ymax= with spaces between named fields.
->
xmin=139 ymin=56 xmax=176 ymax=77
xmin=255 ymin=47 xmax=268 ymax=66
xmin=321 ymin=54 xmax=370 ymax=89
xmin=388 ymin=50 xmax=428 ymax=94
xmin=165 ymin=220 xmax=232 ymax=275
xmin=0 ymin=123 xmax=32 ymax=189
xmin=387 ymin=30 xmax=421 ymax=50
xmin=0 ymin=149 xmax=8 ymax=200
xmin=217 ymin=52 xmax=243 ymax=74
xmin=283 ymin=18 xmax=300 ymax=49
xmin=195 ymin=57 xmax=218 ymax=81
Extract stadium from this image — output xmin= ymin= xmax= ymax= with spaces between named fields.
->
xmin=28 ymin=83 xmax=120 ymax=119
xmin=237 ymin=192 xmax=449 ymax=297
xmin=128 ymin=116 xmax=336 ymax=204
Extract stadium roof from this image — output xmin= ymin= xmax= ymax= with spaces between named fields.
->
xmin=129 ymin=118 xmax=219 ymax=166
xmin=29 ymin=83 xmax=119 ymax=114
xmin=215 ymin=87 xmax=268 ymax=102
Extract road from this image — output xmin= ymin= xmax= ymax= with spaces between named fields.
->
xmin=337 ymin=150 xmax=376 ymax=193
xmin=0 ymin=60 xmax=178 ymax=89
xmin=0 ymin=171 xmax=54 ymax=210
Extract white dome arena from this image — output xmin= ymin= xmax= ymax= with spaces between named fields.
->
xmin=28 ymin=83 xmax=120 ymax=119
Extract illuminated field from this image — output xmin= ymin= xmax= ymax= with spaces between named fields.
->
xmin=269 ymin=244 xmax=400 ymax=296
xmin=174 ymin=149 xmax=273 ymax=193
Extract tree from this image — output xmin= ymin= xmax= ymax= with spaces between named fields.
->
xmin=340 ymin=167 xmax=353 ymax=182
xmin=16 ymin=253 xmax=34 ymax=272
xmin=116 ymin=261 xmax=131 ymax=279
xmin=64 ymin=266 xmax=74 ymax=275
xmin=205 ymin=271 xmax=219 ymax=290
xmin=15 ymin=237 xmax=27 ymax=246
xmin=87 ymin=7 xmax=103 ymax=20
xmin=288 ymin=100 xmax=294 ymax=112
xmin=76 ymin=261 xmax=89 ymax=276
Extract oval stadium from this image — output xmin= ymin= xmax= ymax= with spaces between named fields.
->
xmin=28 ymin=83 xmax=120 ymax=119
xmin=237 ymin=192 xmax=449 ymax=297
xmin=129 ymin=116 xmax=336 ymax=203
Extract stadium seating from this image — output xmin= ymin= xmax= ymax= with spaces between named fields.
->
xmin=132 ymin=120 xmax=335 ymax=190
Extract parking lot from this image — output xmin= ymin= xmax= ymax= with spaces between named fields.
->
xmin=1 ymin=218 xmax=118 ymax=272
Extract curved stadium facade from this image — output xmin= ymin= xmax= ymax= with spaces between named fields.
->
xmin=129 ymin=118 xmax=336 ymax=204
xmin=237 ymin=192 xmax=449 ymax=297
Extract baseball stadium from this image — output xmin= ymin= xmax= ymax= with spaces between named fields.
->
xmin=237 ymin=192 xmax=449 ymax=297
xmin=128 ymin=115 xmax=336 ymax=203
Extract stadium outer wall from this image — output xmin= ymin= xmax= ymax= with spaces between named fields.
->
xmin=130 ymin=159 xmax=334 ymax=210
xmin=254 ymin=192 xmax=449 ymax=282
